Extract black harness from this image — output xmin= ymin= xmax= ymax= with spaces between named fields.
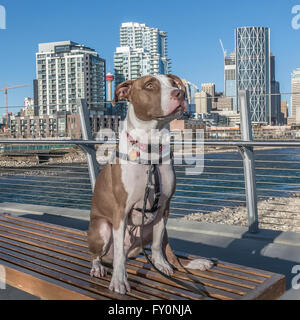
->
xmin=136 ymin=164 xmax=160 ymax=214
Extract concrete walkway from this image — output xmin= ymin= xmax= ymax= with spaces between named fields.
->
xmin=0 ymin=202 xmax=299 ymax=300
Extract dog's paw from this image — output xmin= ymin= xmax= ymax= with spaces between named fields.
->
xmin=109 ymin=274 xmax=131 ymax=295
xmin=153 ymin=255 xmax=174 ymax=276
xmin=154 ymin=261 xmax=174 ymax=276
xmin=186 ymin=258 xmax=214 ymax=271
xmin=90 ymin=264 xmax=108 ymax=278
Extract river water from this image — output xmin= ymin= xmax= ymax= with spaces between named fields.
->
xmin=1 ymin=147 xmax=300 ymax=218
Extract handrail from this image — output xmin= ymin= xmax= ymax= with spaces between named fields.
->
xmin=1 ymin=139 xmax=300 ymax=147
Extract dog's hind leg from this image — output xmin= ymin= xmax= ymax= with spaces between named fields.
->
xmin=162 ymin=231 xmax=214 ymax=271
xmin=88 ymin=218 xmax=113 ymax=278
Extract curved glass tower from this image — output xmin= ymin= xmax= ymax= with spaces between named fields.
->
xmin=235 ymin=27 xmax=271 ymax=124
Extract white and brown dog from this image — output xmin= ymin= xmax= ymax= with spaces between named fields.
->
xmin=88 ymin=74 xmax=213 ymax=294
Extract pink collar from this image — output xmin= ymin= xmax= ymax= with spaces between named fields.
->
xmin=126 ymin=132 xmax=163 ymax=153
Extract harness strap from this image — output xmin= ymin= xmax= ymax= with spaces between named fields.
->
xmin=135 ymin=164 xmax=160 ymax=214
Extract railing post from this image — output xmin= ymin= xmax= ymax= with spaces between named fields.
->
xmin=238 ymin=91 xmax=259 ymax=233
xmin=77 ymin=99 xmax=99 ymax=191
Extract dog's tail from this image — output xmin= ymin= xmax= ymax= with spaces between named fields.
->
xmin=163 ymin=232 xmax=215 ymax=271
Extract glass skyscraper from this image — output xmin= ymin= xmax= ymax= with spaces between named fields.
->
xmin=235 ymin=27 xmax=271 ymax=123
xmin=224 ymin=52 xmax=237 ymax=111
xmin=291 ymin=68 xmax=300 ymax=124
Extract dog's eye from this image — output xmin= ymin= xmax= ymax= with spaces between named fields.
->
xmin=172 ymin=80 xmax=178 ymax=88
xmin=145 ymin=82 xmax=154 ymax=89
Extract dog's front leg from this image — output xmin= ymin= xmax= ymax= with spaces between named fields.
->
xmin=152 ymin=216 xmax=174 ymax=276
xmin=109 ymin=218 xmax=131 ymax=294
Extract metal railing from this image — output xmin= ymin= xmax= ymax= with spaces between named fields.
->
xmin=1 ymin=94 xmax=300 ymax=234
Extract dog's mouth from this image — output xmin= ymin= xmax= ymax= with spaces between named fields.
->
xmin=173 ymin=105 xmax=184 ymax=115
xmin=152 ymin=105 xmax=185 ymax=120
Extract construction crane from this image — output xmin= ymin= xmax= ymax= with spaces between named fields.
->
xmin=219 ymin=39 xmax=227 ymax=59
xmin=0 ymin=84 xmax=30 ymax=129
xmin=219 ymin=40 xmax=228 ymax=97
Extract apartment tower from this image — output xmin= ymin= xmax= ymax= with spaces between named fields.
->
xmin=36 ymin=41 xmax=106 ymax=116
xmin=114 ymin=22 xmax=171 ymax=86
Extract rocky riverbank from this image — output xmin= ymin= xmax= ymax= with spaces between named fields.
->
xmin=181 ymin=195 xmax=300 ymax=232
xmin=0 ymin=147 xmax=86 ymax=168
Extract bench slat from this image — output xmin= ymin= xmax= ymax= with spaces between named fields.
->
xmin=0 ymin=215 xmax=86 ymax=241
xmin=0 ymin=225 xmax=89 ymax=255
xmin=4 ymin=264 xmax=99 ymax=300
xmin=3 ymin=213 xmax=87 ymax=236
xmin=0 ymin=220 xmax=88 ymax=249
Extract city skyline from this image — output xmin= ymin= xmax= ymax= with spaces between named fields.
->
xmin=0 ymin=0 xmax=299 ymax=115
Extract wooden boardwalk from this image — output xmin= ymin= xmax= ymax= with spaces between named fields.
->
xmin=0 ymin=213 xmax=285 ymax=300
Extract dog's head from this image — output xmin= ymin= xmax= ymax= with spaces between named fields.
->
xmin=112 ymin=74 xmax=187 ymax=121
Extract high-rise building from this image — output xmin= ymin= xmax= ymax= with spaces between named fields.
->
xmin=195 ymin=91 xmax=211 ymax=114
xmin=291 ymin=68 xmax=300 ymax=124
xmin=235 ymin=27 xmax=271 ymax=123
xmin=21 ymin=97 xmax=35 ymax=117
xmin=114 ymin=22 xmax=170 ymax=86
xmin=201 ymin=83 xmax=215 ymax=97
xmin=201 ymin=83 xmax=215 ymax=110
xmin=270 ymin=54 xmax=281 ymax=125
xmin=36 ymin=41 xmax=106 ymax=116
xmin=181 ymin=79 xmax=199 ymax=113
xmin=224 ymin=52 xmax=237 ymax=111
xmin=280 ymin=100 xmax=288 ymax=125
xmin=114 ymin=47 xmax=153 ymax=85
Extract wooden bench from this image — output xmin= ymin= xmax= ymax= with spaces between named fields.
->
xmin=0 ymin=213 xmax=285 ymax=300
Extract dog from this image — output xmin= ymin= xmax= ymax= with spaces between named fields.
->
xmin=88 ymin=74 xmax=213 ymax=294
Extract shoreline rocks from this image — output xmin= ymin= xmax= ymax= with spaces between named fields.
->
xmin=181 ymin=195 xmax=300 ymax=232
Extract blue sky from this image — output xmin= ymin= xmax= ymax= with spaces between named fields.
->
xmin=0 ymin=0 xmax=299 ymax=115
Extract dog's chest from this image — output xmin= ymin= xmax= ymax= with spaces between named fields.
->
xmin=121 ymin=163 xmax=175 ymax=226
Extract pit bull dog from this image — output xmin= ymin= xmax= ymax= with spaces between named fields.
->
xmin=88 ymin=74 xmax=213 ymax=294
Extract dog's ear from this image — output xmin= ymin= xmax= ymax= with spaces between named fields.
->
xmin=166 ymin=74 xmax=186 ymax=93
xmin=112 ymin=80 xmax=134 ymax=106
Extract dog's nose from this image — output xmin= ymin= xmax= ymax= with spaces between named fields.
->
xmin=171 ymin=89 xmax=184 ymax=100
